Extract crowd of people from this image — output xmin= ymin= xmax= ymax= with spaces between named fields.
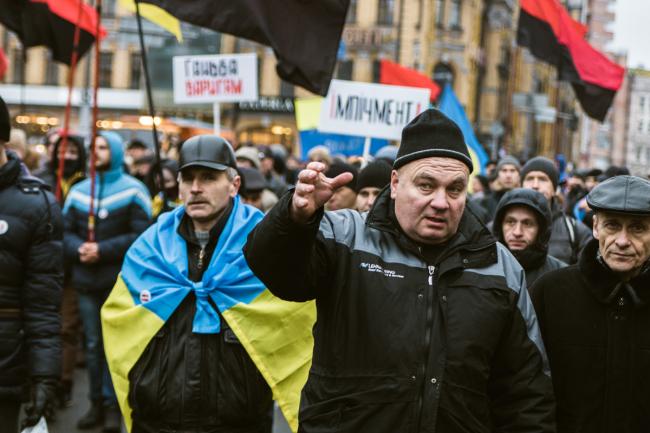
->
xmin=1 ymin=93 xmax=650 ymax=433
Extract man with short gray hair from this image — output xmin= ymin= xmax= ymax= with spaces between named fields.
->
xmin=531 ymin=175 xmax=650 ymax=433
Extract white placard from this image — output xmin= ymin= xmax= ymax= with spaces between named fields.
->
xmin=319 ymin=80 xmax=430 ymax=140
xmin=173 ymin=53 xmax=258 ymax=104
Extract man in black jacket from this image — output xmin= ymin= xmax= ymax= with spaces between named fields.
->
xmin=531 ymin=175 xmax=650 ymax=433
xmin=493 ymin=189 xmax=566 ymax=287
xmin=245 ymin=109 xmax=555 ymax=433
xmin=0 ymin=96 xmax=63 ymax=432
xmin=127 ymin=136 xmax=273 ymax=433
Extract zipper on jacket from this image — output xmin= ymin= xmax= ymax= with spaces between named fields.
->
xmin=415 ymin=264 xmax=436 ymax=432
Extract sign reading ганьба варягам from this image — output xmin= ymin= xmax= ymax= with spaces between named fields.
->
xmin=319 ymin=79 xmax=430 ymax=140
xmin=173 ymin=53 xmax=258 ymax=104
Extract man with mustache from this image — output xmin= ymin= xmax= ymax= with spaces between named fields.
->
xmin=531 ymin=175 xmax=650 ymax=433
xmin=245 ymin=109 xmax=554 ymax=433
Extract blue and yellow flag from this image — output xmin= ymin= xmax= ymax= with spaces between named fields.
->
xmin=438 ymin=83 xmax=489 ymax=176
xmin=101 ymin=196 xmax=315 ymax=432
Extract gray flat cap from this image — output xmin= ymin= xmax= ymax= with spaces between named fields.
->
xmin=587 ymin=175 xmax=650 ymax=216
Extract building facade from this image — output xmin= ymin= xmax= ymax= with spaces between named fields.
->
xmin=624 ymin=69 xmax=650 ymax=177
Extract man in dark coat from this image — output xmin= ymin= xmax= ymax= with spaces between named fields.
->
xmin=531 ymin=175 xmax=650 ymax=433
xmin=0 ymin=96 xmax=63 ymax=432
xmin=245 ymin=109 xmax=555 ymax=433
xmin=474 ymin=155 xmax=521 ymax=222
xmin=493 ymin=189 xmax=566 ymax=287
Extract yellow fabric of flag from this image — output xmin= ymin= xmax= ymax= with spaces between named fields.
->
xmin=118 ymin=0 xmax=183 ymax=41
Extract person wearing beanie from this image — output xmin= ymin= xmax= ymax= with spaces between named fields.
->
xmin=355 ymin=161 xmax=392 ymax=212
xmin=521 ymin=156 xmax=592 ymax=265
xmin=493 ymin=188 xmax=566 ymax=286
xmin=0 ymin=96 xmax=64 ymax=432
xmin=374 ymin=145 xmax=398 ymax=166
xmin=474 ymin=155 xmax=521 ymax=223
xmin=324 ymin=161 xmax=358 ymax=211
xmin=245 ymin=108 xmax=553 ymax=433
xmin=235 ymin=146 xmax=262 ymax=170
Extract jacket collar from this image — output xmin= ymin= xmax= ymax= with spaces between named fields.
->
xmin=366 ymin=186 xmax=497 ymax=271
xmin=0 ymin=151 xmax=20 ymax=190
xmin=579 ymin=238 xmax=650 ymax=308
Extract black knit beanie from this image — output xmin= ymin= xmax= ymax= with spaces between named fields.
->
xmin=356 ymin=161 xmax=392 ymax=192
xmin=0 ymin=96 xmax=9 ymax=142
xmin=394 ymin=109 xmax=473 ymax=172
xmin=326 ymin=161 xmax=358 ymax=191
xmin=521 ymin=157 xmax=559 ymax=190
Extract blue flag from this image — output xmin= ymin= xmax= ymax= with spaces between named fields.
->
xmin=438 ymin=83 xmax=489 ymax=175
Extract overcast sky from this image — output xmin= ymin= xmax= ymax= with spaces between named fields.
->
xmin=612 ymin=0 xmax=650 ymax=69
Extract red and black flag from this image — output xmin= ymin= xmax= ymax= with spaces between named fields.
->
xmin=0 ymin=0 xmax=105 ymax=65
xmin=517 ymin=0 xmax=625 ymax=121
xmin=379 ymin=60 xmax=441 ymax=101
xmin=140 ymin=0 xmax=350 ymax=96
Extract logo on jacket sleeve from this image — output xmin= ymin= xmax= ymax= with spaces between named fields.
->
xmin=360 ymin=262 xmax=405 ymax=278
xmin=0 ymin=220 xmax=8 ymax=235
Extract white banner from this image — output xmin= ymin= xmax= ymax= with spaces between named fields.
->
xmin=173 ymin=53 xmax=258 ymax=104
xmin=319 ymin=79 xmax=430 ymax=140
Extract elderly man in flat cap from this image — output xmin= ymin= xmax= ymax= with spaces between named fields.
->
xmin=531 ymin=175 xmax=650 ymax=433
xmin=245 ymin=109 xmax=554 ymax=433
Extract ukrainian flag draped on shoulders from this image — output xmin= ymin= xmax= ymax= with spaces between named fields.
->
xmin=101 ymin=196 xmax=315 ymax=432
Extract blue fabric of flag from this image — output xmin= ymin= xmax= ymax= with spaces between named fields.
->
xmin=438 ymin=83 xmax=489 ymax=175
xmin=120 ymin=195 xmax=265 ymax=334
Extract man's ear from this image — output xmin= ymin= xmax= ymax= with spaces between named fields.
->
xmin=230 ymin=175 xmax=241 ymax=197
xmin=390 ymin=170 xmax=399 ymax=199
xmin=592 ymin=214 xmax=600 ymax=239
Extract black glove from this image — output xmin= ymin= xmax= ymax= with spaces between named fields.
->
xmin=22 ymin=378 xmax=58 ymax=428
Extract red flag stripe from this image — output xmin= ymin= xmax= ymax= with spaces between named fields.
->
xmin=0 ymin=47 xmax=7 ymax=80
xmin=29 ymin=0 xmax=106 ymax=39
xmin=520 ymin=0 xmax=623 ymax=91
xmin=379 ymin=60 xmax=441 ymax=101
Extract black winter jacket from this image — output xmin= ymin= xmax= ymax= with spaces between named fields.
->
xmin=548 ymin=205 xmax=591 ymax=265
xmin=531 ymin=239 xmax=650 ymax=433
xmin=129 ymin=204 xmax=272 ymax=433
xmin=0 ymin=152 xmax=63 ymax=399
xmin=245 ymin=189 xmax=555 ymax=433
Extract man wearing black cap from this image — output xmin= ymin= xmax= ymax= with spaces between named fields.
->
xmin=111 ymin=135 xmax=274 ymax=433
xmin=0 ymin=96 xmax=63 ymax=431
xmin=521 ymin=156 xmax=592 ymax=264
xmin=245 ymin=109 xmax=554 ymax=433
xmin=531 ymin=175 xmax=650 ymax=433
xmin=355 ymin=161 xmax=392 ymax=213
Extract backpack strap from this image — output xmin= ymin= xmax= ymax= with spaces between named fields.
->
xmin=563 ymin=215 xmax=579 ymax=264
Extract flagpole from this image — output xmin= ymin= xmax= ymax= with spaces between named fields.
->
xmin=134 ymin=0 xmax=167 ymax=209
xmin=56 ymin=0 xmax=86 ymax=202
xmin=88 ymin=0 xmax=103 ymax=242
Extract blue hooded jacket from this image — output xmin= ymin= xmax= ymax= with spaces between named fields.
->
xmin=63 ymin=132 xmax=152 ymax=293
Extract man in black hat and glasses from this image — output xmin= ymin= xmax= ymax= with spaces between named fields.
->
xmin=531 ymin=175 xmax=650 ymax=433
xmin=245 ymin=109 xmax=554 ymax=433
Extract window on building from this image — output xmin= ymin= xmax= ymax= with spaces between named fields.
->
xmin=637 ymin=145 xmax=643 ymax=161
xmin=433 ymin=62 xmax=454 ymax=88
xmin=638 ymin=120 xmax=644 ymax=133
xmin=130 ymin=53 xmax=142 ymax=89
xmin=103 ymin=0 xmax=116 ymax=17
xmin=280 ymin=79 xmax=294 ymax=97
xmin=435 ymin=0 xmax=445 ymax=27
xmin=646 ymin=147 xmax=650 ymax=163
xmin=377 ymin=0 xmax=395 ymax=25
xmin=99 ymin=52 xmax=113 ymax=88
xmin=640 ymin=96 xmax=646 ymax=111
xmin=347 ymin=0 xmax=358 ymax=23
xmin=12 ymin=48 xmax=24 ymax=84
xmin=449 ymin=0 xmax=462 ymax=28
xmin=336 ymin=59 xmax=354 ymax=80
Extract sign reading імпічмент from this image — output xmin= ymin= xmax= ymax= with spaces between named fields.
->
xmin=319 ymin=79 xmax=430 ymax=140
xmin=173 ymin=53 xmax=258 ymax=104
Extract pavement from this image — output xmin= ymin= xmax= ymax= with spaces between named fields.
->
xmin=44 ymin=367 xmax=292 ymax=433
